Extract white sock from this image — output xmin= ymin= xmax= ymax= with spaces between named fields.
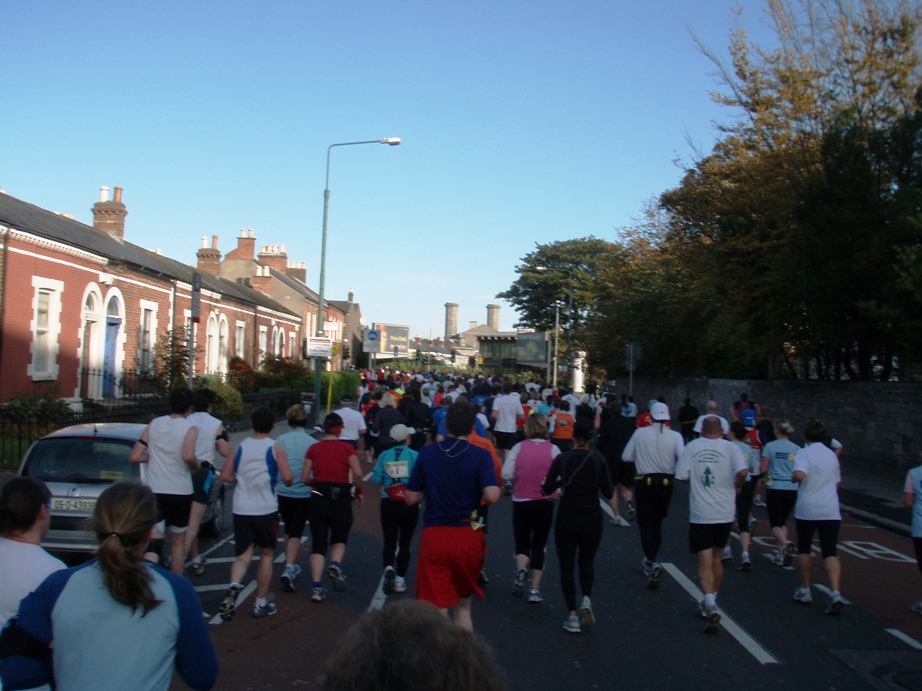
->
xmin=703 ymin=593 xmax=716 ymax=608
xmin=742 ymin=551 xmax=749 ymax=559
xmin=230 ymin=582 xmax=242 ymax=590
xmin=256 ymin=597 xmax=267 ymax=607
xmin=190 ymin=556 xmax=202 ymax=565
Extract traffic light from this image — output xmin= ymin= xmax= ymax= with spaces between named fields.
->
xmin=415 ymin=350 xmax=421 ymax=362
xmin=451 ymin=349 xmax=457 ymax=363
xmin=343 ymin=343 xmax=350 ymax=359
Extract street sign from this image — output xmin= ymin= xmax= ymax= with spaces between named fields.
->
xmin=363 ymin=329 xmax=381 ymax=353
xmin=191 ymin=272 xmax=202 ymax=324
xmin=306 ymin=337 xmax=333 ymax=357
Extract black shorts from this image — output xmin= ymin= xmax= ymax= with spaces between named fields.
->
xmin=795 ymin=518 xmax=840 ymax=558
xmin=308 ymin=495 xmax=353 ymax=555
xmin=494 ymin=431 xmax=517 ymax=451
xmin=736 ymin=476 xmax=757 ymax=533
xmin=340 ymin=439 xmax=359 ymax=450
xmin=155 ymin=493 xmax=193 ymax=533
xmin=766 ymin=489 xmax=798 ymax=528
xmin=608 ymin=459 xmax=636 ymax=488
xmin=915 ymin=538 xmax=922 ymax=574
xmin=190 ymin=466 xmax=214 ymax=505
xmin=278 ymin=495 xmax=311 ymax=540
xmin=233 ymin=512 xmax=279 ymax=555
xmin=689 ymin=522 xmax=733 ymax=554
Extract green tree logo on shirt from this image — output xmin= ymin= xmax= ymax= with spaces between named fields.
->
xmin=702 ymin=467 xmax=713 ymax=488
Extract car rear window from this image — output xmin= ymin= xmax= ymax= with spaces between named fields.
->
xmin=22 ymin=438 xmax=140 ymax=483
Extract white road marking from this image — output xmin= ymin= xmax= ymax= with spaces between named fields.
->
xmin=599 ymin=498 xmax=616 ymax=520
xmin=363 ymin=471 xmax=374 ymax=482
xmin=661 ymin=563 xmax=780 ymax=665
xmin=275 ymin=536 xmax=309 ymax=563
xmin=887 ymin=628 xmax=922 ymax=650
xmin=811 ymin=583 xmax=851 ymax=604
xmin=198 ymin=534 xmax=234 ymax=559
xmin=760 ymin=552 xmax=795 ymax=570
xmin=194 ymin=584 xmax=235 ymax=593
xmin=209 ymin=581 xmax=257 ymax=625
xmin=368 ymin=574 xmax=388 ymax=612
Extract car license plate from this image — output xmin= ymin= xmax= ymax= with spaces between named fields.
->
xmin=52 ymin=498 xmax=97 ymax=512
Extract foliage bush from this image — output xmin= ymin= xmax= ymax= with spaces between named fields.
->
xmin=4 ymin=386 xmax=73 ymax=424
xmin=211 ymin=380 xmax=244 ymax=423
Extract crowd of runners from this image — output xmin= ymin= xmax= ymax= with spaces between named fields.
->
xmin=3 ymin=370 xmax=921 ymax=688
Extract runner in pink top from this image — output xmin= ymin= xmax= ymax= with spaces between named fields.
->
xmin=501 ymin=414 xmax=560 ymax=603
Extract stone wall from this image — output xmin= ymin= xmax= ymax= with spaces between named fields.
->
xmin=624 ymin=378 xmax=922 ymax=479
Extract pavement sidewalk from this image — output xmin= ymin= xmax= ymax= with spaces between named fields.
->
xmin=838 ymin=465 xmax=913 ymax=536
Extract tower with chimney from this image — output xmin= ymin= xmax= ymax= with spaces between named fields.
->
xmin=487 ymin=303 xmax=500 ymax=331
xmin=91 ymin=186 xmax=128 ymax=238
xmin=445 ymin=302 xmax=459 ymax=339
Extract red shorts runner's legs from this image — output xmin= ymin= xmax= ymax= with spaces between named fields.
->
xmin=415 ymin=526 xmax=487 ymax=608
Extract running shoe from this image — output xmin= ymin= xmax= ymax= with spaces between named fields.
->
xmin=705 ymin=606 xmax=721 ymax=633
xmin=310 ymin=586 xmax=327 ymax=602
xmin=782 ymin=541 xmax=796 ymax=567
xmin=512 ymin=568 xmax=527 ymax=598
xmin=626 ymin=500 xmax=636 ymax=522
xmin=280 ymin=564 xmax=300 ymax=592
xmin=393 ymin=576 xmax=407 ymax=593
xmin=528 ymin=589 xmax=543 ymax=604
xmin=383 ymin=566 xmax=396 ymax=595
xmin=772 ymin=553 xmax=785 ymax=566
xmin=219 ymin=585 xmax=241 ymax=621
xmin=911 ymin=601 xmax=922 ymax=615
xmin=699 ymin=600 xmax=709 ymax=619
xmin=793 ymin=586 xmax=813 ymax=604
xmin=580 ymin=596 xmax=595 ymax=627
xmin=642 ymin=557 xmax=654 ymax=577
xmin=647 ymin=563 xmax=663 ymax=590
xmin=563 ymin=614 xmax=581 ymax=633
xmin=748 ymin=516 xmax=758 ymax=531
xmin=503 ymin=482 xmax=513 ymax=496
xmin=252 ymin=602 xmax=277 ymax=618
xmin=609 ymin=515 xmax=630 ymax=527
xmin=478 ymin=571 xmax=490 ymax=587
xmin=741 ymin=554 xmax=752 ymax=571
xmin=721 ymin=546 xmax=733 ymax=563
xmin=753 ymin=495 xmax=767 ymax=507
xmin=825 ymin=591 xmax=844 ymax=615
xmin=327 ymin=564 xmax=347 ymax=592
xmin=189 ymin=558 xmax=207 ymax=576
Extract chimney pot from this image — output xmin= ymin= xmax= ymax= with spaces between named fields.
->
xmin=201 ymin=236 xmax=208 ymax=249
xmin=240 ymin=228 xmax=246 ymax=238
xmin=212 ymin=234 xmax=219 ymax=249
xmin=248 ymin=229 xmax=254 ymax=238
xmin=113 ymin=186 xmax=123 ymax=203
xmin=99 ymin=186 xmax=109 ymax=203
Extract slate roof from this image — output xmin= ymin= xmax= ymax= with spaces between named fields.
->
xmin=0 ymin=191 xmax=298 ymax=318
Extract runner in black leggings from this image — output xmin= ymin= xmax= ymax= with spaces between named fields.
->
xmin=541 ymin=420 xmax=617 ymax=634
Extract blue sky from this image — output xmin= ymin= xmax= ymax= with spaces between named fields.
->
xmin=2 ymin=1 xmax=776 ymax=339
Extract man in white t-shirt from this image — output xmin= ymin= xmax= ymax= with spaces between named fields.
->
xmin=692 ymin=400 xmax=730 ymax=436
xmin=490 ymin=380 xmax=525 ymax=461
xmin=0 ymin=477 xmax=66 ymax=629
xmin=337 ymin=394 xmax=367 ymax=451
xmin=129 ymin=386 xmax=200 ymax=576
xmin=791 ymin=419 xmax=844 ymax=614
xmin=675 ymin=416 xmax=748 ymax=633
xmin=621 ymin=402 xmax=684 ymax=589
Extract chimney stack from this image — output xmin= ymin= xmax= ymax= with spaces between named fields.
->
xmin=92 ymin=185 xmax=128 ymax=238
xmin=469 ymin=320 xmax=477 ymax=331
xmin=445 ymin=302 xmax=458 ymax=339
xmin=487 ymin=303 xmax=500 ymax=331
xmin=257 ymin=243 xmax=288 ymax=274
xmin=249 ymin=264 xmax=272 ymax=295
xmin=226 ymin=228 xmax=256 ymax=261
xmin=196 ymin=234 xmax=221 ymax=275
xmin=286 ymin=260 xmax=307 ymax=283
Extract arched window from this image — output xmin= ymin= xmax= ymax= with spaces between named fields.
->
xmin=218 ymin=317 xmax=228 ymax=373
xmin=206 ymin=314 xmax=218 ymax=373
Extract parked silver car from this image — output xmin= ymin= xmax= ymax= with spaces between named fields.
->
xmin=17 ymin=422 xmax=225 ymax=553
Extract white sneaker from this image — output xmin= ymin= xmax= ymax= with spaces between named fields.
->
xmin=580 ymin=596 xmax=595 ymax=627
xmin=527 ymin=588 xmax=543 ymax=603
xmin=383 ymin=566 xmax=396 ymax=595
xmin=563 ymin=614 xmax=581 ymax=633
xmin=609 ymin=515 xmax=631 ymax=527
xmin=825 ymin=591 xmax=844 ymax=615
xmin=642 ymin=558 xmax=653 ymax=577
xmin=793 ymin=586 xmax=813 ymax=604
xmin=393 ymin=576 xmax=407 ymax=593
xmin=721 ymin=546 xmax=733 ymax=563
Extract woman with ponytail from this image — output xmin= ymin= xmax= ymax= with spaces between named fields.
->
xmin=2 ymin=481 xmax=218 ymax=691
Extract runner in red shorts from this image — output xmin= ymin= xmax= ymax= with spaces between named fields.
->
xmin=406 ymin=403 xmax=501 ymax=632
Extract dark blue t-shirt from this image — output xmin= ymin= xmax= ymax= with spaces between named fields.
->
xmin=407 ymin=438 xmax=497 ymax=527
xmin=432 ymin=408 xmax=486 ymax=439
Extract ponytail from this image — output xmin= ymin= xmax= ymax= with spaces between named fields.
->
xmin=92 ymin=482 xmax=161 ymax=616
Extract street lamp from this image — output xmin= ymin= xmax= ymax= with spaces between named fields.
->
xmin=314 ymin=138 xmax=400 ymax=415
xmin=535 ymin=265 xmax=573 ymax=388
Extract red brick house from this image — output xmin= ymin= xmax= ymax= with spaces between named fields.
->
xmin=0 ymin=187 xmax=301 ymax=403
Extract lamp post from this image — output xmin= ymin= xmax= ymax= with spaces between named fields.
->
xmin=313 ymin=138 xmax=400 ymax=415
xmin=535 ymin=265 xmax=573 ymax=387
xmin=552 ymin=300 xmax=561 ymax=390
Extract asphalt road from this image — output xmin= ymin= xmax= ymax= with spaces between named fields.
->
xmin=168 ymin=443 xmax=922 ymax=691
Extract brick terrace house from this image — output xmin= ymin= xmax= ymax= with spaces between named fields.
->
xmin=0 ymin=187 xmax=301 ymax=404
xmin=202 ymin=230 xmax=349 ymax=371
